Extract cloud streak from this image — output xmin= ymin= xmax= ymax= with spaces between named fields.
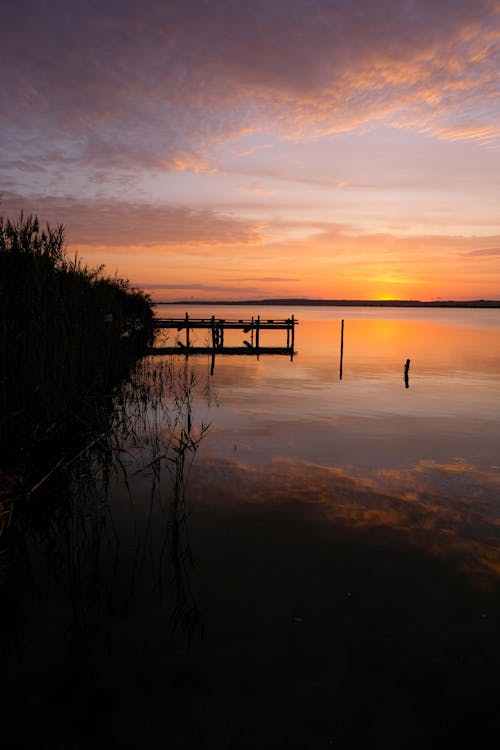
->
xmin=462 ymin=247 xmax=500 ymax=256
xmin=1 ymin=193 xmax=262 ymax=247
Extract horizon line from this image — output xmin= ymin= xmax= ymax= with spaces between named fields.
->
xmin=153 ymin=297 xmax=500 ymax=308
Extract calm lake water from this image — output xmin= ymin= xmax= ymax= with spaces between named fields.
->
xmin=3 ymin=306 xmax=500 ymax=749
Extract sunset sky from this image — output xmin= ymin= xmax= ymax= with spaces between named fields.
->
xmin=2 ymin=0 xmax=500 ymax=301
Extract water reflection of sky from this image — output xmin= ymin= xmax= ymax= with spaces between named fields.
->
xmin=154 ymin=305 xmax=500 ymax=582
xmin=158 ymin=305 xmax=500 ymax=468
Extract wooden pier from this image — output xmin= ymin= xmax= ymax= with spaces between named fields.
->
xmin=150 ymin=313 xmax=297 ymax=357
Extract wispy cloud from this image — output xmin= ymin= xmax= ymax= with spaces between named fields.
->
xmin=139 ymin=282 xmax=261 ymax=294
xmin=169 ymin=152 xmax=219 ymax=174
xmin=1 ymin=193 xmax=263 ymax=247
xmin=461 ymin=247 xmax=500 ymax=256
xmin=238 ymin=183 xmax=279 ymax=196
xmin=227 ymin=276 xmax=295 ymax=283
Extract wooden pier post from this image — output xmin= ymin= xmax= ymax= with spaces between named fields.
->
xmin=339 ymin=319 xmax=344 ymax=380
xmin=255 ymin=315 xmax=260 ymax=348
xmin=291 ymin=315 xmax=295 ymax=351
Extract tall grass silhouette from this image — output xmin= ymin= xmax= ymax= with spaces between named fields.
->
xmin=0 ymin=211 xmax=154 ymax=470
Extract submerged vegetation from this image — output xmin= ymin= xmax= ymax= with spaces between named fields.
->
xmin=0 ymin=211 xmax=154 ymax=472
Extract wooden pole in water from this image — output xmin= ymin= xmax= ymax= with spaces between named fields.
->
xmin=211 ymin=316 xmax=216 ymax=349
xmin=291 ymin=314 xmax=295 ymax=351
xmin=404 ymin=358 xmax=410 ymax=388
xmin=185 ymin=312 xmax=190 ymax=349
xmin=339 ymin=319 xmax=344 ymax=380
xmin=256 ymin=315 xmax=260 ymax=348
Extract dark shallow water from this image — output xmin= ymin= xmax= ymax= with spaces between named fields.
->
xmin=2 ymin=307 xmax=500 ymax=748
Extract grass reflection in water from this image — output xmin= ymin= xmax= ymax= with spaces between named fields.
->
xmin=2 ymin=357 xmax=212 ymax=747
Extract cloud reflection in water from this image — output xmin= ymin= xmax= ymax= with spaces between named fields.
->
xmin=190 ymin=454 xmax=500 ymax=582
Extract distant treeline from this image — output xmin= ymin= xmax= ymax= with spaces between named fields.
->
xmin=0 ymin=212 xmax=154 ymax=467
xmin=157 ymin=298 xmax=500 ymax=308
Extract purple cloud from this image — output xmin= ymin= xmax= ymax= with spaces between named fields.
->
xmin=1 ymin=193 xmax=262 ymax=247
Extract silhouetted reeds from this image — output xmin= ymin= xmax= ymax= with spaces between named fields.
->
xmin=0 ymin=211 xmax=154 ymax=472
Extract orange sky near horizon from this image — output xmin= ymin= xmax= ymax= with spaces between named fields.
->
xmin=2 ymin=1 xmax=500 ymax=301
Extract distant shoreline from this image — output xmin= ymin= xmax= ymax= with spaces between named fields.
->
xmin=154 ymin=298 xmax=500 ymax=309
